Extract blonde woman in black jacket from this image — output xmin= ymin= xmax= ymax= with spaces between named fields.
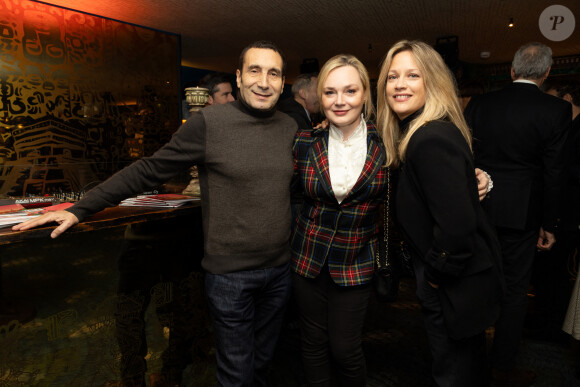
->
xmin=376 ymin=40 xmax=503 ymax=386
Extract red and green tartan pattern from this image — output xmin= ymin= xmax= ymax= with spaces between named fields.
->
xmin=291 ymin=124 xmax=389 ymax=286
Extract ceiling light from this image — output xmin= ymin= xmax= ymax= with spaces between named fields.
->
xmin=508 ymin=17 xmax=514 ymax=28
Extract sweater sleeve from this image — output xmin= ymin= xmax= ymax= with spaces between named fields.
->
xmin=67 ymin=112 xmax=207 ymax=221
xmin=406 ymin=123 xmax=477 ymax=283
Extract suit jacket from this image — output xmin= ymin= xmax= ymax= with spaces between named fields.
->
xmin=277 ymin=97 xmax=313 ymax=129
xmin=464 ymin=82 xmax=572 ymax=232
xmin=291 ymin=123 xmax=389 ymax=286
xmin=396 ymin=119 xmax=503 ymax=339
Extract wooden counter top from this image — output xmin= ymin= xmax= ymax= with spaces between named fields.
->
xmin=0 ymin=202 xmax=202 ymax=245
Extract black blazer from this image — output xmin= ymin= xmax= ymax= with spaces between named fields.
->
xmin=396 ymin=120 xmax=503 ymax=339
xmin=277 ymin=97 xmax=312 ymax=129
xmin=464 ymin=82 xmax=572 ymax=232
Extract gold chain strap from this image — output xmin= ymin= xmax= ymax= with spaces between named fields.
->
xmin=375 ymin=168 xmax=390 ymax=269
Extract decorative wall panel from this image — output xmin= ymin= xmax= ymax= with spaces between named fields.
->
xmin=0 ymin=0 xmax=180 ymax=196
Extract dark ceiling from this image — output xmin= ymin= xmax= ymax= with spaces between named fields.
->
xmin=37 ymin=0 xmax=579 ymax=81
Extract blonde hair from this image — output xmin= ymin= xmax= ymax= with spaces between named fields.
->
xmin=317 ymin=54 xmax=375 ymax=121
xmin=377 ymin=40 xmax=472 ymax=167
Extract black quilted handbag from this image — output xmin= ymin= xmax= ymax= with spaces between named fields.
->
xmin=373 ymin=169 xmax=414 ymax=302
xmin=373 ymin=168 xmax=400 ymax=302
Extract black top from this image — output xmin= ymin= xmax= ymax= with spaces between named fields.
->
xmin=395 ymin=115 xmax=503 ymax=339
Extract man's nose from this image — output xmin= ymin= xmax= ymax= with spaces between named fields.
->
xmin=257 ymin=73 xmax=269 ymax=88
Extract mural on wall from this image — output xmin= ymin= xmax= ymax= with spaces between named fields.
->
xmin=0 ymin=0 xmax=180 ymax=197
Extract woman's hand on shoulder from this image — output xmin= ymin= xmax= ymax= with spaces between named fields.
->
xmin=475 ymin=168 xmax=493 ymax=201
xmin=314 ymin=119 xmax=329 ymax=130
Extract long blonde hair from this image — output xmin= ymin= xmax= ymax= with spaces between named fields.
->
xmin=317 ymin=54 xmax=375 ymax=121
xmin=377 ymin=40 xmax=472 ymax=167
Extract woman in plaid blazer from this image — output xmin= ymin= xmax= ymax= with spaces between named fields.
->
xmin=290 ymin=54 xmax=389 ymax=386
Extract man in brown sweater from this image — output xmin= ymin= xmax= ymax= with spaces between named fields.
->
xmin=14 ymin=40 xmax=298 ymax=387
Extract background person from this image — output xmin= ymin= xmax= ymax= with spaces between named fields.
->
xmin=549 ymin=79 xmax=580 ymax=376
xmin=464 ymin=42 xmax=572 ymax=386
xmin=377 ymin=40 xmax=503 ymax=386
xmin=278 ymin=73 xmax=319 ymax=128
xmin=198 ymin=72 xmax=235 ymax=105
xmin=528 ymin=79 xmax=580 ymax=342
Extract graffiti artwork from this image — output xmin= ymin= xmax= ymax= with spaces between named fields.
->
xmin=0 ymin=0 xmax=180 ymax=196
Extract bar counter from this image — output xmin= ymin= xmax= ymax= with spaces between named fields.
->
xmin=0 ymin=202 xmax=202 ymax=245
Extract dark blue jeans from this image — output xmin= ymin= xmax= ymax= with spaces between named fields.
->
xmin=205 ymin=262 xmax=292 ymax=387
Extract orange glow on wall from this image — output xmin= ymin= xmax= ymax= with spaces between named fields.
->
xmin=0 ymin=0 xmax=180 ymax=196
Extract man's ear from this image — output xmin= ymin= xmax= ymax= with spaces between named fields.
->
xmin=563 ymin=93 xmax=573 ymax=104
xmin=510 ymin=68 xmax=516 ymax=81
xmin=236 ymin=69 xmax=242 ymax=88
xmin=207 ymin=95 xmax=214 ymax=105
xmin=298 ymin=88 xmax=307 ymax=100
xmin=543 ymin=67 xmax=551 ymax=79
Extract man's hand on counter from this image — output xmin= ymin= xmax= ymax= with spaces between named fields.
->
xmin=12 ymin=211 xmax=79 ymax=239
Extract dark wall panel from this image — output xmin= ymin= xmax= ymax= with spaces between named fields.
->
xmin=0 ymin=0 xmax=180 ymax=196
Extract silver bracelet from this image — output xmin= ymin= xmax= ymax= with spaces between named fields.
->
xmin=482 ymin=170 xmax=493 ymax=193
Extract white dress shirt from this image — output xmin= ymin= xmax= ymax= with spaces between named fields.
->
xmin=328 ymin=116 xmax=367 ymax=204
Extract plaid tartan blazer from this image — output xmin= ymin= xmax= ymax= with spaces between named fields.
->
xmin=291 ymin=123 xmax=389 ymax=286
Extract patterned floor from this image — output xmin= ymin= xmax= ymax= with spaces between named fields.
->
xmin=1 ymin=228 xmax=579 ymax=386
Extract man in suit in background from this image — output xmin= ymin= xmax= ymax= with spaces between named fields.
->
xmin=529 ymin=79 xmax=580 ymax=341
xmin=464 ymin=42 xmax=572 ymax=386
xmin=198 ymin=72 xmax=235 ymax=106
xmin=543 ymin=80 xmax=580 ymax=234
xmin=277 ymin=73 xmax=319 ymax=128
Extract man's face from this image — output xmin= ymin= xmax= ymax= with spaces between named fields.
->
xmin=236 ymin=48 xmax=284 ymax=110
xmin=303 ymin=77 xmax=319 ymax=114
xmin=208 ymin=82 xmax=235 ymax=105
